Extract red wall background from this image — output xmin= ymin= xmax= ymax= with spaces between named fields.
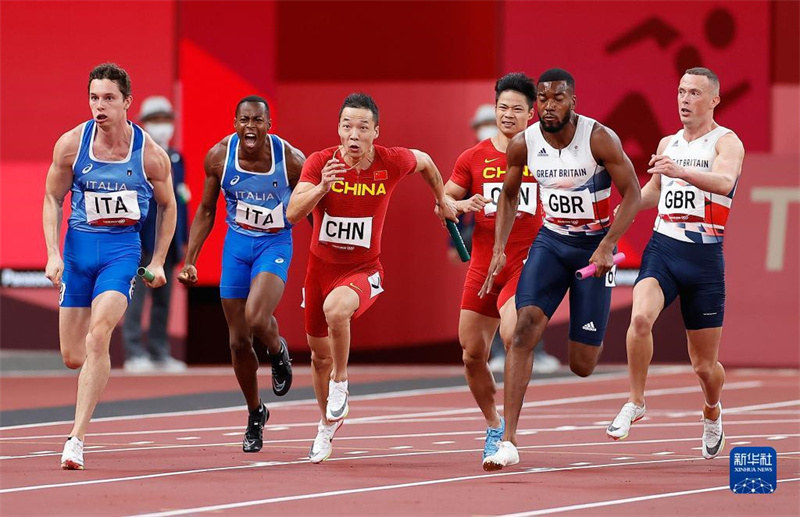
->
xmin=1 ymin=0 xmax=797 ymax=366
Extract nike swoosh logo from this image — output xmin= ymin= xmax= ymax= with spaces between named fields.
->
xmin=484 ymin=158 xmax=501 ymax=163
xmin=607 ymin=425 xmax=620 ymax=432
xmin=329 ymin=401 xmax=348 ymax=419
xmin=274 ymin=380 xmax=286 ymax=391
xmin=705 ymin=434 xmax=724 ymax=455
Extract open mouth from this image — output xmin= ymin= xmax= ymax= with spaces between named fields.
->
xmin=96 ymin=114 xmax=108 ymax=122
xmin=680 ymin=108 xmax=691 ymax=115
xmin=244 ymin=132 xmax=257 ymax=145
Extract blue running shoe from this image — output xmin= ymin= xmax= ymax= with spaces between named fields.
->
xmin=482 ymin=418 xmax=505 ymax=460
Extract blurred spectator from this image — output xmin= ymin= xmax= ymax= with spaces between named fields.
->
xmin=122 ymin=96 xmax=190 ymax=373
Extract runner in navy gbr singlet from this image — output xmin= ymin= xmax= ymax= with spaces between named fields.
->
xmin=481 ymin=68 xmax=642 ymax=470
xmin=607 ymin=67 xmax=744 ymax=460
xmin=178 ymin=96 xmax=306 ymax=453
xmin=43 ymin=63 xmax=177 ymax=470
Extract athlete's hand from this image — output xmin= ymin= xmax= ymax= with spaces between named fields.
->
xmin=479 ymin=250 xmax=506 ymax=298
xmin=459 ymin=194 xmax=492 ymax=213
xmin=434 ymin=198 xmax=459 ymax=227
xmin=45 ymin=255 xmax=64 ymax=288
xmin=587 ymin=243 xmax=614 ymax=278
xmin=647 ymin=154 xmax=685 ymax=179
xmin=320 ymin=157 xmax=347 ymax=193
xmin=178 ymin=264 xmax=198 ymax=286
xmin=143 ymin=263 xmax=167 ymax=288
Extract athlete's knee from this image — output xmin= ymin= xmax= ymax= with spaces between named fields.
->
xmin=692 ymin=359 xmax=717 ymax=381
xmin=310 ymin=349 xmax=332 ymax=372
xmin=228 ymin=334 xmax=253 ymax=356
xmin=569 ymin=361 xmax=596 ymax=377
xmin=246 ymin=312 xmax=275 ymax=339
xmin=85 ymin=325 xmax=113 ymax=357
xmin=323 ymin=301 xmax=353 ymax=329
xmin=629 ymin=312 xmax=656 ymax=338
xmin=461 ymin=345 xmax=487 ymax=369
xmin=62 ymin=351 xmax=85 ymax=370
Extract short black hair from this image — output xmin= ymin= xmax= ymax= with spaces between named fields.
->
xmin=495 ymin=72 xmax=536 ymax=108
xmin=685 ymin=67 xmax=720 ymax=94
xmin=236 ymin=95 xmax=270 ymax=117
xmin=538 ymin=68 xmax=575 ymax=91
xmin=88 ymin=63 xmax=131 ymax=98
xmin=339 ymin=93 xmax=379 ymax=124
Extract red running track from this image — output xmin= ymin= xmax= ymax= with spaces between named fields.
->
xmin=1 ymin=365 xmax=798 ymax=516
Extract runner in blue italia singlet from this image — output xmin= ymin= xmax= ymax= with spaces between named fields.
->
xmin=43 ymin=64 xmax=177 ymax=470
xmin=178 ymin=96 xmax=306 ymax=453
xmin=61 ymin=119 xmax=152 ymax=307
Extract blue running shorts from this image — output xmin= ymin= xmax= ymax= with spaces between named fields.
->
xmin=636 ymin=231 xmax=725 ymax=330
xmin=60 ymin=229 xmax=141 ymax=307
xmin=516 ymin=228 xmax=613 ymax=346
xmin=220 ymin=229 xmax=293 ymax=299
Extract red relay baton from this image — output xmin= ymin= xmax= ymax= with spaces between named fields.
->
xmin=575 ymin=252 xmax=626 ymax=280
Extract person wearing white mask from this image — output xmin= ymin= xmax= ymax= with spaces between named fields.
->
xmin=122 ymin=96 xmax=190 ymax=373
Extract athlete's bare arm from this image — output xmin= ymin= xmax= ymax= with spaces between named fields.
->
xmin=178 ymin=139 xmax=227 ymax=286
xmin=284 ymin=142 xmax=307 ymax=189
xmin=141 ymin=136 xmax=177 ymax=288
xmin=589 ymin=124 xmax=641 ymax=276
xmin=410 ymin=149 xmax=458 ymax=225
xmin=648 ymin=132 xmax=744 ymax=195
xmin=479 ymin=132 xmax=525 ymax=297
xmin=42 ymin=126 xmax=82 ymax=288
xmin=444 ymin=180 xmax=491 ymax=214
xmin=286 ymin=156 xmax=346 ymax=224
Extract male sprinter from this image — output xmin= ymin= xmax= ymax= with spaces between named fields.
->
xmin=607 ymin=67 xmax=744 ymax=460
xmin=178 ymin=96 xmax=304 ymax=452
xmin=482 ymin=68 xmax=641 ymax=469
xmin=443 ymin=73 xmax=541 ymax=469
xmin=287 ymin=93 xmax=457 ymax=463
xmin=43 ymin=63 xmax=177 ymax=469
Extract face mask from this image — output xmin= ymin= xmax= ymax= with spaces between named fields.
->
xmin=477 ymin=125 xmax=499 ymax=141
xmin=144 ymin=122 xmax=174 ymax=149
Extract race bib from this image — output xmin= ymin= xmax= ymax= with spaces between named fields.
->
xmin=319 ymin=213 xmax=373 ymax=249
xmin=482 ymin=182 xmax=537 ymax=216
xmin=367 ymin=271 xmax=384 ymax=298
xmin=540 ymin=187 xmax=594 ymax=220
xmin=85 ymin=190 xmax=140 ymax=226
xmin=605 ymin=265 xmax=617 ymax=287
xmin=235 ymin=201 xmax=285 ymax=232
xmin=658 ymin=181 xmax=705 ymax=221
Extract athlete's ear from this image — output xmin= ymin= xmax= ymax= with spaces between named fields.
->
xmin=124 ymin=95 xmax=133 ymax=111
xmin=374 ymin=125 xmax=379 ymax=140
xmin=710 ymin=94 xmax=720 ymax=110
xmin=572 ymin=94 xmax=577 ymax=109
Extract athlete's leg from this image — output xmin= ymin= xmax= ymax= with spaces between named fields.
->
xmin=687 ymin=327 xmax=725 ymax=420
xmin=625 ymin=278 xmax=666 ymax=405
xmin=567 ymin=341 xmax=604 ymax=377
xmin=503 ymin=305 xmax=548 ymax=444
xmin=60 ymin=308 xmax=91 ymax=369
xmin=459 ymin=310 xmax=501 ymax=428
xmin=308 ymin=334 xmax=334 ymax=421
xmin=497 ymin=296 xmax=517 ymax=353
xmin=68 ymin=291 xmax=128 ymax=439
xmin=322 ymin=286 xmax=359 ymax=383
xmin=221 ymin=298 xmax=260 ymax=412
xmin=245 ymin=272 xmax=285 ymax=355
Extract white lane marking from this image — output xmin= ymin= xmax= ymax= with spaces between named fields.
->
xmin=389 ymin=445 xmax=412 ymax=449
xmin=175 ymin=437 xmax=200 ymax=441
xmin=433 ymin=441 xmax=455 ymax=445
xmin=500 ymin=478 xmax=800 ymax=516
xmin=344 ymin=451 xmax=369 ymax=455
xmin=668 ymin=399 xmax=800 ymax=417
xmin=652 ymin=451 xmax=674 ymax=456
xmin=569 ymin=462 xmax=592 ymax=466
xmin=731 ymin=441 xmax=751 ymax=445
xmin=0 ymin=367 xmax=692 ymax=432
xmin=612 ymin=457 xmax=634 ymax=460
xmin=131 ymin=463 xmax=800 ymax=516
xmin=129 ymin=441 xmax=154 ymax=445
xmin=768 ymin=435 xmax=789 ymax=440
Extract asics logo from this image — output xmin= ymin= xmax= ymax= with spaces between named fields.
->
xmin=82 ymin=164 xmax=93 ymax=174
xmin=230 ymin=175 xmax=241 ymax=185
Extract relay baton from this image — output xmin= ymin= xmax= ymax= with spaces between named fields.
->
xmin=575 ymin=252 xmax=625 ymax=280
xmin=137 ymin=267 xmax=155 ymax=282
xmin=446 ymin=220 xmax=471 ymax=262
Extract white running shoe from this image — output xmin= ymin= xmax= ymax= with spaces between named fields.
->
xmin=309 ymin=419 xmax=344 ymax=464
xmin=482 ymin=440 xmax=520 ymax=471
xmin=702 ymin=402 xmax=725 ymax=459
xmin=154 ymin=356 xmax=187 ymax=373
xmin=60 ymin=436 xmax=84 ymax=470
xmin=326 ymin=379 xmax=349 ymax=422
xmin=123 ymin=356 xmax=156 ymax=374
xmin=606 ymin=402 xmax=646 ymax=440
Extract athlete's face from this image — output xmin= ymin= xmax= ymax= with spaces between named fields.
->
xmin=338 ymin=107 xmax=379 ymax=161
xmin=234 ymin=102 xmax=270 ymax=150
xmin=496 ymin=90 xmax=534 ymax=138
xmin=89 ymin=79 xmax=131 ymax=126
xmin=677 ymin=73 xmax=719 ymax=126
xmin=536 ymin=81 xmax=575 ymax=134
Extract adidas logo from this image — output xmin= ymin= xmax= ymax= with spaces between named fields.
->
xmin=582 ymin=321 xmax=597 ymax=332
xmin=537 ymin=148 xmax=548 ymax=157
xmin=672 ymin=140 xmax=679 ymax=147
